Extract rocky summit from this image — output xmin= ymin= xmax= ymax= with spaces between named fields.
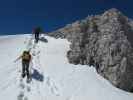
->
xmin=49 ymin=8 xmax=133 ymax=92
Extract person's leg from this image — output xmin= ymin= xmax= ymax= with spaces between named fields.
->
xmin=35 ymin=33 xmax=37 ymax=42
xmin=25 ymin=61 xmax=30 ymax=79
xmin=35 ymin=33 xmax=38 ymax=43
xmin=37 ymin=33 xmax=39 ymax=39
xmin=35 ymin=33 xmax=39 ymax=43
xmin=22 ymin=61 xmax=26 ymax=78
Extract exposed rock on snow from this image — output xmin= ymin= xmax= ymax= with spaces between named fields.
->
xmin=49 ymin=8 xmax=133 ymax=92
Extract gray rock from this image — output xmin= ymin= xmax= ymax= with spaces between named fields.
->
xmin=49 ymin=8 xmax=133 ymax=92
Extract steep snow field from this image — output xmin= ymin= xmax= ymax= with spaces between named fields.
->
xmin=0 ymin=34 xmax=133 ymax=100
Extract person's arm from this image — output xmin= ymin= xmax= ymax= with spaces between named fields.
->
xmin=14 ymin=55 xmax=22 ymax=63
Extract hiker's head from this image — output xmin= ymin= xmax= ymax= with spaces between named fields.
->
xmin=33 ymin=26 xmax=42 ymax=32
xmin=23 ymin=50 xmax=30 ymax=54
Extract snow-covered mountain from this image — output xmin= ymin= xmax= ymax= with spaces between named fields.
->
xmin=49 ymin=8 xmax=133 ymax=92
xmin=0 ymin=34 xmax=133 ymax=100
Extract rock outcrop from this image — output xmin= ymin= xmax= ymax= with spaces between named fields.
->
xmin=49 ymin=8 xmax=133 ymax=92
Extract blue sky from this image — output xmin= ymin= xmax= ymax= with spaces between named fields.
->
xmin=0 ymin=0 xmax=132 ymax=34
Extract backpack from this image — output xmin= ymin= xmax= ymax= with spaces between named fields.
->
xmin=22 ymin=51 xmax=31 ymax=61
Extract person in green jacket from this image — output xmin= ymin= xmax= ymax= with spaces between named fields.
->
xmin=15 ymin=50 xmax=31 ymax=79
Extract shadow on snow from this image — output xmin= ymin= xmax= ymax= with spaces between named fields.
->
xmin=39 ymin=37 xmax=48 ymax=43
xmin=31 ymin=69 xmax=44 ymax=82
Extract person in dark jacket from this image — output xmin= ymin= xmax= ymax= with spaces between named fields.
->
xmin=33 ymin=27 xmax=42 ymax=43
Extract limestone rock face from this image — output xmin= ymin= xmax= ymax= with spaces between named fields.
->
xmin=49 ymin=8 xmax=133 ymax=92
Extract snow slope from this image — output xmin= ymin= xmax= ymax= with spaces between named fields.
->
xmin=0 ymin=34 xmax=133 ymax=100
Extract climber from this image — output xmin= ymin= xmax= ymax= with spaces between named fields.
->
xmin=15 ymin=50 xmax=32 ymax=80
xmin=33 ymin=27 xmax=42 ymax=43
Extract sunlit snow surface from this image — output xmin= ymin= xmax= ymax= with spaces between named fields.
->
xmin=0 ymin=34 xmax=132 ymax=100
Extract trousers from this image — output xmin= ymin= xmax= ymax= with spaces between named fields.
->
xmin=22 ymin=60 xmax=30 ymax=78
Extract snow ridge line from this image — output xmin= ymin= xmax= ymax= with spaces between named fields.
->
xmin=31 ymin=36 xmax=61 ymax=97
xmin=31 ymin=40 xmax=61 ymax=97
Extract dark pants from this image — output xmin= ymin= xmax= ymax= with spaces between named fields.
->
xmin=22 ymin=60 xmax=30 ymax=78
xmin=35 ymin=32 xmax=39 ymax=43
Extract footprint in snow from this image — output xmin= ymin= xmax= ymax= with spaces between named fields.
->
xmin=24 ymin=96 xmax=28 ymax=100
xmin=27 ymin=86 xmax=31 ymax=92
xmin=51 ymin=85 xmax=60 ymax=96
xmin=17 ymin=91 xmax=24 ymax=100
xmin=19 ymin=82 xmax=25 ymax=89
xmin=46 ymin=77 xmax=60 ymax=96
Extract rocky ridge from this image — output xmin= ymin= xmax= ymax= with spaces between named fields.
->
xmin=49 ymin=8 xmax=133 ymax=92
